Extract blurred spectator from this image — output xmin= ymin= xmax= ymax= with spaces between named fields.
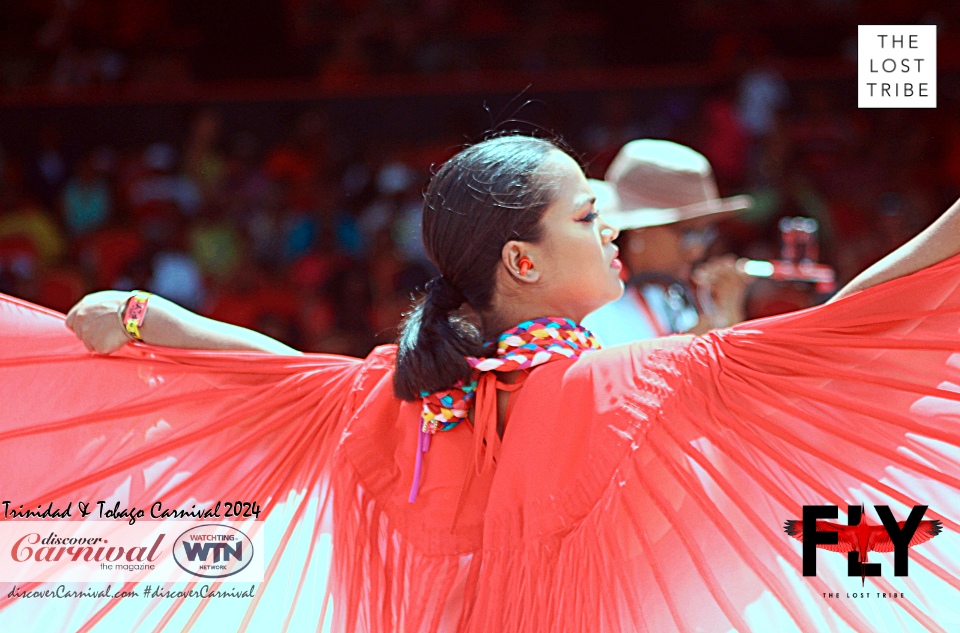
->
xmin=188 ymin=204 xmax=243 ymax=283
xmin=737 ymin=65 xmax=790 ymax=139
xmin=129 ymin=143 xmax=202 ymax=216
xmin=61 ymin=148 xmax=114 ymax=237
xmin=26 ymin=126 xmax=69 ymax=209
xmin=148 ymin=248 xmax=205 ymax=311
xmin=0 ymin=197 xmax=65 ymax=268
xmin=183 ymin=109 xmax=226 ymax=195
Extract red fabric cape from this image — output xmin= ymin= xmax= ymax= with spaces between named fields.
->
xmin=2 ymin=253 xmax=960 ymax=632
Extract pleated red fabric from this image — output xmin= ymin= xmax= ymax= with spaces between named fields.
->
xmin=3 ymin=253 xmax=960 ymax=632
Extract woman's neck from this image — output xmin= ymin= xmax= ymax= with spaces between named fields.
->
xmin=480 ymin=310 xmax=579 ymax=342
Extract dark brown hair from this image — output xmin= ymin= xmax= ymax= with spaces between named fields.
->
xmin=393 ymin=134 xmax=560 ymax=401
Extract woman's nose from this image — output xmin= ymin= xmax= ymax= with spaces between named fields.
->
xmin=600 ymin=221 xmax=619 ymax=243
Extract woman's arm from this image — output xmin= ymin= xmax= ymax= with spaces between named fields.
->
xmin=828 ymin=197 xmax=960 ymax=303
xmin=65 ymin=290 xmax=302 ymax=355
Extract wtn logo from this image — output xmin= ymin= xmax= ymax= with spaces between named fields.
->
xmin=783 ymin=505 xmax=942 ymax=585
xmin=173 ymin=524 xmax=255 ymax=579
xmin=181 ymin=540 xmax=243 ymax=564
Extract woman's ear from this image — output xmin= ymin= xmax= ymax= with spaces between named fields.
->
xmin=502 ymin=240 xmax=541 ymax=283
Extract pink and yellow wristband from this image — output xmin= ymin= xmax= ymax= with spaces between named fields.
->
xmin=118 ymin=290 xmax=152 ymax=342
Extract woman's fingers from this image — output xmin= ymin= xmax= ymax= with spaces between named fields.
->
xmin=75 ymin=316 xmax=89 ymax=345
xmin=61 ymin=291 xmax=131 ymax=355
xmin=64 ymin=304 xmax=78 ymax=330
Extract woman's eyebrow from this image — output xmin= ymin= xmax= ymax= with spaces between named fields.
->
xmin=573 ymin=195 xmax=597 ymax=212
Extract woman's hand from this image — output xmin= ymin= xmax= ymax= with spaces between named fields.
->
xmin=64 ymin=290 xmax=132 ymax=355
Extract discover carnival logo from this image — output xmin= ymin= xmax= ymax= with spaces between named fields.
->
xmin=0 ymin=520 xmax=263 ymax=583
xmin=172 ymin=524 xmax=254 ymax=579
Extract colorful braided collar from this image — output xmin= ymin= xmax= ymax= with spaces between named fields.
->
xmin=410 ymin=316 xmax=602 ymax=502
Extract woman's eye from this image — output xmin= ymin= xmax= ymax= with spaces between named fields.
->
xmin=579 ymin=211 xmax=599 ymax=223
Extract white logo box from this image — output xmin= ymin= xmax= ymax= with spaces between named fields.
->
xmin=858 ymin=24 xmax=937 ymax=108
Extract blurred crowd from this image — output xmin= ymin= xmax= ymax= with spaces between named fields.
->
xmin=2 ymin=68 xmax=960 ymax=355
xmin=0 ymin=108 xmax=451 ymax=356
xmin=2 ymin=0 xmax=958 ymax=90
xmin=1 ymin=0 xmax=960 ymax=355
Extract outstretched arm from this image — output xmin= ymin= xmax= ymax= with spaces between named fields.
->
xmin=65 ymin=290 xmax=302 ymax=355
xmin=828 ymin=197 xmax=960 ymax=303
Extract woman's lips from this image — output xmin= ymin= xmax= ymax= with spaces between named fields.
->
xmin=611 ymin=258 xmax=622 ymax=270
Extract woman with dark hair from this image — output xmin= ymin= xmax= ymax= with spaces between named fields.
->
xmin=2 ymin=133 xmax=960 ymax=632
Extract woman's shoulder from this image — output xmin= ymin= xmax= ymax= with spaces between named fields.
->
xmin=362 ymin=343 xmax=398 ymax=368
xmin=501 ymin=335 xmax=699 ymax=424
xmin=351 ymin=344 xmax=399 ymax=388
xmin=535 ymin=334 xmax=697 ymax=384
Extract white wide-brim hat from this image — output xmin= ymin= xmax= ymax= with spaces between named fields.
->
xmin=589 ymin=139 xmax=752 ymax=231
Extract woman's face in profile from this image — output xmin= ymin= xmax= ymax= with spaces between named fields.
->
xmin=519 ymin=150 xmax=624 ymax=322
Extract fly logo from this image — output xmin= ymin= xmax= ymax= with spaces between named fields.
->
xmin=783 ymin=505 xmax=942 ymax=585
xmin=173 ymin=524 xmax=255 ymax=579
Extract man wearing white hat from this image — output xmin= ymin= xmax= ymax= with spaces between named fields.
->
xmin=582 ymin=139 xmax=753 ymax=345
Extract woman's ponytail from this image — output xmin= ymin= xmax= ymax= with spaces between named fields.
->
xmin=394 ymin=276 xmax=487 ymax=401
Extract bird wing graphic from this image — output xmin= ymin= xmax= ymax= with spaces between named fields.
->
xmin=870 ymin=520 xmax=943 ymax=553
xmin=783 ymin=519 xmax=858 ymax=553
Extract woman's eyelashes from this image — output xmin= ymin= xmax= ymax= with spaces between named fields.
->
xmin=578 ymin=210 xmax=599 ymax=223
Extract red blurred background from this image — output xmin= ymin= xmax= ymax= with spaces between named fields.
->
xmin=1 ymin=0 xmax=958 ymax=354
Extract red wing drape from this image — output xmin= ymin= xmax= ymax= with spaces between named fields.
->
xmin=1 ymin=252 xmax=960 ymax=632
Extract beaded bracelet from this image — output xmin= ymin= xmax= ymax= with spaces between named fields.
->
xmin=118 ymin=290 xmax=152 ymax=342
